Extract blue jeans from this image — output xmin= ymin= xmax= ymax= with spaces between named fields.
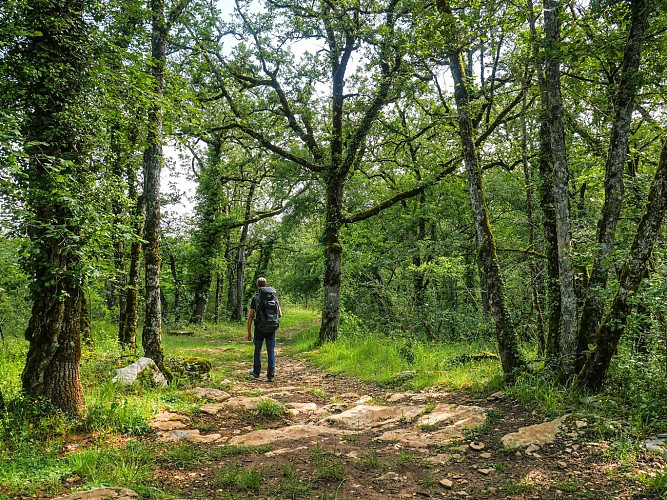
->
xmin=253 ymin=330 xmax=276 ymax=379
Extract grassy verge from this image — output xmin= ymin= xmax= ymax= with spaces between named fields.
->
xmin=285 ymin=321 xmax=504 ymax=392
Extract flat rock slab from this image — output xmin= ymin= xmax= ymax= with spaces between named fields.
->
xmin=53 ymin=487 xmax=138 ymax=499
xmin=157 ymin=429 xmax=224 ymax=444
xmin=501 ymin=416 xmax=565 ymax=448
xmin=220 ymin=395 xmax=264 ymax=410
xmin=227 ymin=424 xmax=355 ymax=446
xmin=286 ymin=402 xmax=330 ymax=419
xmin=149 ymin=412 xmax=189 ymax=431
xmin=323 ymin=404 xmax=425 ymax=431
xmin=186 ymin=387 xmax=231 ymax=401
xmin=417 ymin=404 xmax=487 ymax=428
xmin=377 ymin=404 xmax=487 ymax=448
xmin=645 ymin=435 xmax=667 ymax=459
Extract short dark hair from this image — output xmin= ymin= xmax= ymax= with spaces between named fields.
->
xmin=257 ymin=277 xmax=267 ymax=287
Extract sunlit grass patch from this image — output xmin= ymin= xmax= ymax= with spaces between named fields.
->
xmin=215 ymin=463 xmax=265 ymax=491
xmin=251 ymin=398 xmax=286 ymax=419
xmin=287 ymin=326 xmax=502 ymax=390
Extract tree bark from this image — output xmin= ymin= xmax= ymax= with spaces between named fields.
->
xmin=543 ymin=0 xmax=578 ymax=379
xmin=437 ymin=0 xmax=526 ymax=376
xmin=18 ymin=0 xmax=91 ymax=419
xmin=527 ymin=0 xmax=561 ymax=362
xmin=581 ymin=140 xmax=667 ymax=389
xmin=120 ymin=194 xmax=144 ymax=350
xmin=319 ymin=176 xmax=344 ymax=343
xmin=576 ymin=0 xmax=648 ymax=370
xmin=169 ymin=253 xmax=182 ymax=324
xmin=231 ymin=183 xmax=256 ymax=322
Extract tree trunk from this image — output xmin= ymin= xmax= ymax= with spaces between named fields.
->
xmin=319 ymin=176 xmax=344 ymax=343
xmin=576 ymin=0 xmax=648 ymax=370
xmin=526 ymin=0 xmax=561 ymax=362
xmin=214 ymin=273 xmax=222 ymax=323
xmin=522 ymin=85 xmax=546 ymax=354
xmin=141 ymin=0 xmax=170 ymax=373
xmin=231 ymin=183 xmax=256 ymax=322
xmin=169 ymin=253 xmax=182 ymax=324
xmin=23 ymin=281 xmax=86 ymax=419
xmin=437 ymin=1 xmax=525 ymax=376
xmin=543 ymin=0 xmax=578 ymax=379
xmin=18 ymin=0 xmax=90 ymax=419
xmin=581 ymin=141 xmax=667 ymax=389
xmin=120 ymin=194 xmax=144 ymax=350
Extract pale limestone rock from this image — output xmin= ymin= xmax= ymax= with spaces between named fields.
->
xmin=227 ymin=424 xmax=354 ymax=446
xmin=53 ymin=487 xmax=138 ymax=499
xmin=478 ymin=468 xmax=494 ymax=475
xmin=286 ymin=402 xmax=329 ymax=419
xmin=323 ymin=404 xmax=424 ymax=431
xmin=526 ymin=443 xmax=541 ymax=455
xmin=200 ymin=403 xmax=228 ymax=415
xmin=264 ymin=446 xmax=308 ymax=457
xmin=150 ymin=420 xmax=187 ymax=431
xmin=439 ymin=479 xmax=454 ymax=489
xmin=416 ymin=404 xmax=487 ymax=431
xmin=151 ymin=411 xmax=189 ymax=423
xmin=426 ymin=453 xmax=452 ymax=465
xmin=501 ymin=416 xmax=565 ymax=448
xmin=112 ymin=357 xmax=167 ymax=388
xmin=186 ymin=387 xmax=231 ymax=401
xmin=157 ymin=429 xmax=223 ymax=443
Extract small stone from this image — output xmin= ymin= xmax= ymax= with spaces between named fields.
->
xmin=526 ymin=444 xmax=540 ymax=455
xmin=478 ymin=468 xmax=494 ymax=475
xmin=65 ymin=476 xmax=80 ymax=484
xmin=455 ymin=491 xmax=469 ymax=497
xmin=469 ymin=441 xmax=485 ymax=451
xmin=575 ymin=420 xmax=587 ymax=429
xmin=480 ymin=452 xmax=492 ymax=459
xmin=487 ymin=391 xmax=504 ymax=401
xmin=439 ymin=479 xmax=454 ymax=489
xmin=558 ymin=461 xmax=567 ymax=468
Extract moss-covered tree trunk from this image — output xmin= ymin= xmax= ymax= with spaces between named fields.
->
xmin=581 ymin=141 xmax=667 ymax=389
xmin=319 ymin=176 xmax=344 ymax=343
xmin=527 ymin=0 xmax=562 ymax=362
xmin=120 ymin=193 xmax=144 ymax=349
xmin=17 ymin=0 xmax=92 ymax=419
xmin=543 ymin=0 xmax=578 ymax=379
xmin=231 ymin=183 xmax=256 ymax=322
xmin=576 ymin=0 xmax=648 ymax=370
xmin=437 ymin=0 xmax=525 ymax=376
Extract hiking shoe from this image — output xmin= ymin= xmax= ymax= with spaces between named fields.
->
xmin=249 ymin=369 xmax=259 ymax=379
xmin=267 ymin=376 xmax=274 ymax=382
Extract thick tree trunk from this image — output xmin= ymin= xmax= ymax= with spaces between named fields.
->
xmin=581 ymin=141 xmax=667 ymax=389
xmin=576 ymin=0 xmax=648 ymax=370
xmin=190 ymin=272 xmax=211 ymax=324
xmin=80 ymin=289 xmax=92 ymax=345
xmin=319 ymin=177 xmax=344 ymax=343
xmin=544 ymin=0 xmax=578 ymax=379
xmin=19 ymin=0 xmax=90 ymax=419
xmin=441 ymin=23 xmax=525 ymax=375
xmin=23 ymin=280 xmax=86 ymax=418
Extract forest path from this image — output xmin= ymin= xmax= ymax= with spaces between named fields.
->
xmin=147 ymin=325 xmax=659 ymax=499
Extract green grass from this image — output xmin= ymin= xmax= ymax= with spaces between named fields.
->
xmin=215 ymin=464 xmax=265 ymax=491
xmin=285 ymin=324 xmax=503 ymax=391
xmin=251 ymin=398 xmax=286 ymax=419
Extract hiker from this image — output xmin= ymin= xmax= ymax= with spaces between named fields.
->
xmin=247 ymin=277 xmax=282 ymax=382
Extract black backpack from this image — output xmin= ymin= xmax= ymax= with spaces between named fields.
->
xmin=254 ymin=286 xmax=280 ymax=333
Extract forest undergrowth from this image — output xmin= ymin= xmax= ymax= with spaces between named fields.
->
xmin=0 ymin=307 xmax=665 ymax=498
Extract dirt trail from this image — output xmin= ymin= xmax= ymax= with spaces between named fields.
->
xmin=145 ymin=342 xmax=662 ymax=500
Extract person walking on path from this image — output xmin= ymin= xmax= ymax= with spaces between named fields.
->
xmin=247 ymin=277 xmax=282 ymax=382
